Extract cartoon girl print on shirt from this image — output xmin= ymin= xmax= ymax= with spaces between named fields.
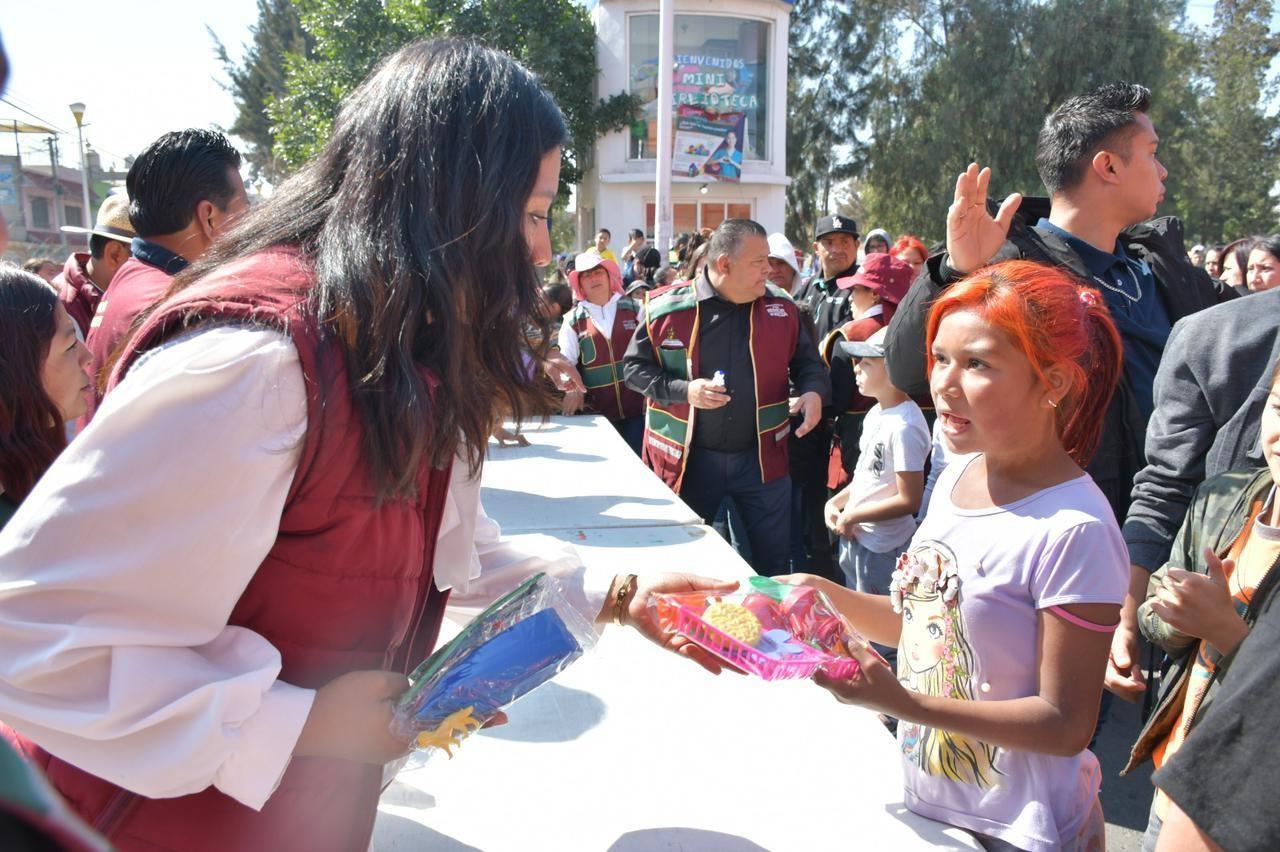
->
xmin=891 ymin=540 xmax=1002 ymax=789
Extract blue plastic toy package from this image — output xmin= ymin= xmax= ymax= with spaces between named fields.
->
xmin=391 ymin=572 xmax=597 ymax=764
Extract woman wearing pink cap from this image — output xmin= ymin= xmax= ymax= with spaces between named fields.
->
xmin=557 ymin=253 xmax=647 ymax=454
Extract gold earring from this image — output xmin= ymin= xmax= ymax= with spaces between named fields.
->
xmin=1048 ymin=398 xmax=1059 ymax=409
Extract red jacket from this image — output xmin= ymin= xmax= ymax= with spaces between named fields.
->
xmin=12 ymin=248 xmax=454 ymax=851
xmin=85 ymin=257 xmax=176 ymax=403
xmin=51 ymin=253 xmax=105 ymax=339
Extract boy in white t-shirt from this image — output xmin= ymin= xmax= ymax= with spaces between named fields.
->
xmin=825 ymin=327 xmax=930 ymax=662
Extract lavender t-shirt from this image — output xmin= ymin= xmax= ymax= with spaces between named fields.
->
xmin=894 ymin=455 xmax=1128 ymax=851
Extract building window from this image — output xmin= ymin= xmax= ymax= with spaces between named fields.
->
xmin=65 ymin=204 xmax=83 ymax=228
xmin=30 ymin=196 xmax=49 ymax=229
xmin=645 ymin=200 xmax=754 ymax=236
xmin=629 ymin=14 xmax=770 ymax=162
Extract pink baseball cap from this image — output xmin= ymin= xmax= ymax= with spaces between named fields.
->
xmin=835 ymin=253 xmax=915 ymax=305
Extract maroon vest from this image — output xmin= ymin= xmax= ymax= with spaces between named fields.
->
xmin=641 ymin=282 xmax=798 ymax=492
xmin=569 ymin=298 xmax=645 ymax=421
xmin=10 ymin=248 xmax=453 ymax=851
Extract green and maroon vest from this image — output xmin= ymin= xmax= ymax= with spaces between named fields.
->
xmin=569 ymin=298 xmax=645 ymax=421
xmin=641 ymin=282 xmax=798 ymax=492
xmin=820 ymin=314 xmax=885 ymax=416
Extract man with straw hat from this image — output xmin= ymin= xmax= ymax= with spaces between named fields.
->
xmin=52 ymin=194 xmax=135 ymax=338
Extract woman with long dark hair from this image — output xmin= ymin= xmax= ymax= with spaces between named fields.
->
xmin=0 ymin=269 xmax=92 ymax=529
xmin=0 ymin=40 xmax=730 ymax=851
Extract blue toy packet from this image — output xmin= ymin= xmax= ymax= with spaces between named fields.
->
xmin=391 ymin=573 xmax=597 ymax=760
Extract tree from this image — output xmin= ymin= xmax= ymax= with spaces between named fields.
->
xmin=860 ymin=0 xmax=1197 ymax=241
xmin=1170 ymin=0 xmax=1280 ymax=243
xmin=268 ymin=0 xmax=639 ymax=199
xmin=784 ymin=1 xmax=883 ymax=244
xmin=211 ymin=0 xmax=314 ymax=184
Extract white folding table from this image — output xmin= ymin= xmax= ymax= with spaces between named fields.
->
xmin=375 ymin=417 xmax=979 ymax=850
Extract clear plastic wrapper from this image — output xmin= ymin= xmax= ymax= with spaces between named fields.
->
xmin=650 ymin=575 xmax=872 ymax=680
xmin=392 ymin=572 xmax=597 ymax=759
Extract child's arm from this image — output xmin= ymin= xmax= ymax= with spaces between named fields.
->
xmin=816 ymin=602 xmax=1118 ymax=757
xmin=837 ymin=470 xmax=924 ymax=532
xmin=776 ymin=574 xmax=902 ymax=647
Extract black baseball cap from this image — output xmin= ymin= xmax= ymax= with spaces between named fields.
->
xmin=814 ymin=215 xmax=859 ymax=240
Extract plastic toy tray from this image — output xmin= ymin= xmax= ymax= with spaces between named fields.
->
xmin=674 ymin=604 xmax=861 ymax=682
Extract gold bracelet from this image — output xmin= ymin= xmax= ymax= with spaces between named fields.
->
xmin=612 ymin=574 xmax=638 ymax=626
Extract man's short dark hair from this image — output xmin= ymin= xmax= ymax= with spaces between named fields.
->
xmin=126 ymin=129 xmax=242 ymax=237
xmin=629 ymin=228 xmax=644 ymax=241
xmin=597 ymin=228 xmax=611 ymax=238
xmin=87 ymin=232 xmax=119 ymax=258
xmin=1035 ymin=82 xmax=1152 ymax=195
xmin=541 ymin=282 xmax=572 ymax=314
xmin=708 ymin=218 xmax=767 ymax=263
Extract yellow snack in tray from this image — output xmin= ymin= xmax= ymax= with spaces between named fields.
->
xmin=702 ymin=601 xmax=762 ymax=645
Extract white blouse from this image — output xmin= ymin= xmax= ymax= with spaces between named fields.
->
xmin=0 ymin=325 xmax=606 ymax=811
xmin=556 ymin=293 xmax=621 ymax=364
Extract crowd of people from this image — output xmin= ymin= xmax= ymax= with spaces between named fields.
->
xmin=535 ymin=82 xmax=1280 ymax=852
xmin=0 ymin=30 xmax=1278 ymax=852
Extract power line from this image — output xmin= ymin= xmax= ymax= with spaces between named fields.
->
xmin=0 ymin=94 xmax=132 ymax=167
xmin=0 ymin=96 xmax=70 ymax=135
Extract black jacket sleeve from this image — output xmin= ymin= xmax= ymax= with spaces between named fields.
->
xmin=790 ymin=317 xmax=831 ymax=404
xmin=828 ymin=346 xmax=856 ymax=416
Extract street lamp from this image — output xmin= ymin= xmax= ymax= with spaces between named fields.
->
xmin=69 ymin=102 xmax=92 ymax=247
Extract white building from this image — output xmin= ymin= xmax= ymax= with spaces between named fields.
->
xmin=581 ymin=0 xmax=793 ymax=251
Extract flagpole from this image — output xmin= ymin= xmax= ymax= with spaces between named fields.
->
xmin=654 ymin=0 xmax=675 ymax=257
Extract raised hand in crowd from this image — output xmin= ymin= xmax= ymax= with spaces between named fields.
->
xmin=621 ymin=231 xmax=645 ymax=261
xmin=946 ymin=162 xmax=1023 ymax=275
xmin=686 ymin=377 xmax=731 ymax=409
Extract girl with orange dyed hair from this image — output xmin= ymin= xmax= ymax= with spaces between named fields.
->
xmin=784 ymin=260 xmax=1130 ymax=850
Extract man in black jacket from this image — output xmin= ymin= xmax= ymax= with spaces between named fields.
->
xmin=788 ymin=215 xmax=863 ymax=576
xmin=883 ymin=82 xmax=1235 ymax=701
xmin=793 ymin=214 xmax=860 ymax=341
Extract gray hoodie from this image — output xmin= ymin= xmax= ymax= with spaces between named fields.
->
xmin=1123 ymin=286 xmax=1280 ymax=571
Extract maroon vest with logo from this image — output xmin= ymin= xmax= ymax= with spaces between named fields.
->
xmin=641 ymin=282 xmax=798 ymax=492
xmin=9 ymin=248 xmax=453 ymax=851
xmin=569 ymin=297 xmax=645 ymax=420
